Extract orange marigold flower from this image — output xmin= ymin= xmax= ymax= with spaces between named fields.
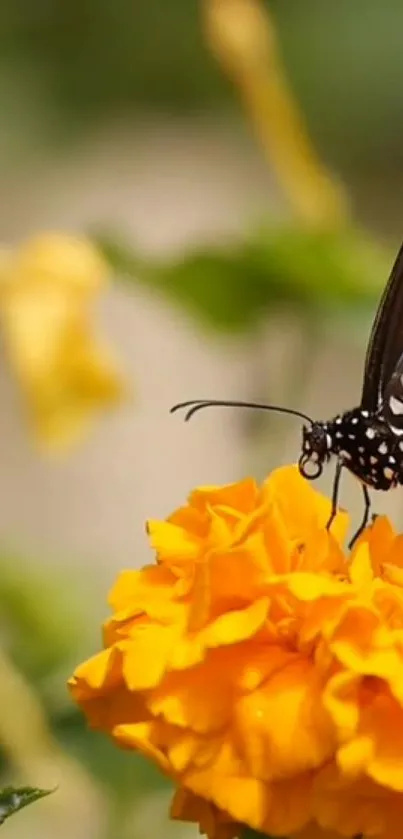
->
xmin=68 ymin=465 xmax=403 ymax=839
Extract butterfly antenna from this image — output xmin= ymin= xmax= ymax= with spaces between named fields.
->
xmin=170 ymin=399 xmax=313 ymax=425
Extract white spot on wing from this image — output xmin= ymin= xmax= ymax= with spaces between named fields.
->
xmin=361 ymin=410 xmax=369 ymax=418
xmin=326 ymin=434 xmax=332 ymax=448
xmin=390 ymin=395 xmax=403 ymax=416
xmin=378 ymin=442 xmax=388 ymax=454
xmin=340 ymin=450 xmax=351 ymax=460
xmin=389 ymin=456 xmax=396 ymax=464
xmin=366 ymin=428 xmax=375 ymax=439
xmin=370 ymin=456 xmax=377 ymax=465
xmin=384 ymin=467 xmax=394 ymax=480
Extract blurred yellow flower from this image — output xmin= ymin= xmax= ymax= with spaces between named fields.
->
xmin=203 ymin=0 xmax=347 ymax=228
xmin=0 ymin=233 xmax=126 ymax=449
xmin=69 ymin=465 xmax=403 ymax=839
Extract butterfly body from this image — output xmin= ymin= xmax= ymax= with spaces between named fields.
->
xmin=301 ymin=408 xmax=403 ymax=491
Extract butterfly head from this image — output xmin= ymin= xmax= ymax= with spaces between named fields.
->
xmin=299 ymin=422 xmax=332 ymax=480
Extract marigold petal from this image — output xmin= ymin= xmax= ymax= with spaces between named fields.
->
xmin=68 ymin=646 xmax=124 ymax=697
xmin=108 ymin=566 xmax=175 ymax=611
xmin=313 ymin=763 xmax=392 ymax=837
xmin=170 ymin=788 xmax=239 ymax=839
xmin=356 ymin=691 xmax=403 ymax=792
xmin=235 ymin=657 xmax=335 ymax=780
xmin=259 ymin=774 xmax=313 ymax=836
xmin=362 ymin=515 xmax=396 ymax=577
xmin=208 ymin=537 xmax=269 ymax=602
xmin=273 ymin=571 xmax=352 ymax=601
xmin=147 ymin=520 xmax=200 ymax=562
xmin=349 ymin=542 xmax=375 ymax=587
xmin=147 ymin=665 xmax=233 ymax=732
xmin=189 ymin=479 xmax=260 ymax=515
xmin=383 ymin=563 xmax=403 ymax=588
xmin=69 ymin=681 xmax=148 ymax=733
xmin=263 ymin=466 xmax=348 ymax=544
xmin=114 ymin=721 xmax=171 ymax=772
xmin=200 ymin=597 xmax=269 ymax=648
xmin=122 ymin=624 xmax=182 ymax=690
xmin=164 ymin=599 xmax=270 ymax=674
xmin=188 ymin=561 xmax=211 ymax=631
xmin=385 ymin=534 xmax=403 ymax=570
xmin=290 ymin=529 xmax=348 ymax=576
xmin=168 ymin=505 xmax=207 ymax=537
xmin=337 ymin=735 xmax=375 ymax=778
xmin=185 ymin=767 xmax=312 ymax=836
xmin=168 ymin=735 xmax=222 ymax=773
xmin=328 ymin=602 xmax=403 ymax=694
xmin=103 ymin=594 xmax=185 ymax=645
xmin=323 ymin=671 xmax=361 ymax=742
xmin=234 ymin=643 xmax=294 ymax=691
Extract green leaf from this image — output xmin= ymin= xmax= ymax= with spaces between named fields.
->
xmin=247 ymin=224 xmax=389 ymax=310
xmin=96 ymin=231 xmax=268 ymax=331
xmin=0 ymin=786 xmax=53 ymax=825
xmin=96 ymin=224 xmax=392 ymax=335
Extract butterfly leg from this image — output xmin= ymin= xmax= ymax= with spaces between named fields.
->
xmin=327 ymin=459 xmax=343 ymax=533
xmin=348 ymin=484 xmax=371 ymax=549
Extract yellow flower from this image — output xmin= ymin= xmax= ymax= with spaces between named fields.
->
xmin=69 ymin=465 xmax=403 ymax=839
xmin=0 ymin=233 xmax=126 ymax=449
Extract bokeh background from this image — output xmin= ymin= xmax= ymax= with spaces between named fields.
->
xmin=2 ymin=1 xmax=403 ymax=837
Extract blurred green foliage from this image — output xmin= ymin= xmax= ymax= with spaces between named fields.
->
xmin=3 ymin=0 xmax=403 ymax=173
xmin=1 ymin=558 xmax=86 ymax=692
xmin=98 ymin=225 xmax=391 ymax=333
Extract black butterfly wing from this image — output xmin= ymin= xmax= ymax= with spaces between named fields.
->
xmin=382 ymin=351 xmax=403 ymax=429
xmin=361 ymin=241 xmax=403 ymax=412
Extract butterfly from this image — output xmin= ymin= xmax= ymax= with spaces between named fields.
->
xmin=171 ymin=241 xmax=403 ymax=547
